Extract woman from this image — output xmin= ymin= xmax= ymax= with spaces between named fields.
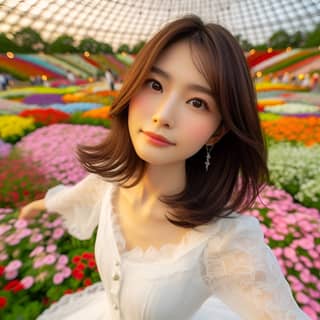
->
xmin=20 ymin=15 xmax=310 ymax=320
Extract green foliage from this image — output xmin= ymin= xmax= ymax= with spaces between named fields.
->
xmin=13 ymin=27 xmax=46 ymax=53
xmin=304 ymin=24 xmax=320 ymax=48
xmin=0 ymin=33 xmax=18 ymax=53
xmin=269 ymin=30 xmax=291 ymax=49
xmin=131 ymin=41 xmax=145 ymax=54
xmin=78 ymin=38 xmax=101 ymax=54
xmin=117 ymin=44 xmax=130 ymax=54
xmin=69 ymin=112 xmax=111 ymax=128
xmin=47 ymin=35 xmax=78 ymax=53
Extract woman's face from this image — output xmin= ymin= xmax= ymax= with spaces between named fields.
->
xmin=128 ymin=40 xmax=222 ymax=166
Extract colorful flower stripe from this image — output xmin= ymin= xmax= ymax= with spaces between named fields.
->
xmin=291 ymin=56 xmax=320 ymax=76
xmin=56 ymin=54 xmax=97 ymax=75
xmin=263 ymin=49 xmax=319 ymax=74
xmin=40 ymin=54 xmax=87 ymax=78
xmin=264 ymin=103 xmax=320 ymax=115
xmin=82 ymin=56 xmax=101 ymax=68
xmin=19 ymin=108 xmax=70 ymax=125
xmin=247 ymin=50 xmax=283 ymax=68
xmin=280 ymin=92 xmax=320 ymax=105
xmin=251 ymin=49 xmax=301 ymax=73
xmin=275 ymin=54 xmax=320 ymax=76
xmin=115 ymin=53 xmax=134 ymax=66
xmin=258 ymin=98 xmax=285 ymax=107
xmin=0 ymin=55 xmax=61 ymax=79
xmin=50 ymin=102 xmax=102 ymax=113
xmin=0 ymin=98 xmax=39 ymax=115
xmin=261 ymin=116 xmax=320 ymax=145
xmin=256 ymin=82 xmax=307 ymax=92
xmin=104 ymin=54 xmax=127 ymax=74
xmin=16 ymin=54 xmax=65 ymax=77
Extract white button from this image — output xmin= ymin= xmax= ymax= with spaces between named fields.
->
xmin=115 ymin=261 xmax=120 ymax=266
xmin=112 ymin=273 xmax=120 ymax=281
xmin=113 ymin=303 xmax=119 ymax=310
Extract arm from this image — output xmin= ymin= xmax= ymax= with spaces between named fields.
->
xmin=202 ymin=215 xmax=311 ymax=320
xmin=44 ymin=173 xmax=108 ymax=240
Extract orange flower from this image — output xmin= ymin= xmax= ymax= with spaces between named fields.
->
xmin=81 ymin=106 xmax=111 ymax=119
xmin=261 ymin=116 xmax=320 ymax=146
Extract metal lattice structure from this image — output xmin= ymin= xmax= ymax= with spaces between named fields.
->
xmin=0 ymin=0 xmax=319 ymax=49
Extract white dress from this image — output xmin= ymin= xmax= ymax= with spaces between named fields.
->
xmin=38 ymin=174 xmax=310 ymax=320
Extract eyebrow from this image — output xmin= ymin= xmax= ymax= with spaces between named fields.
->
xmin=150 ymin=66 xmax=214 ymax=97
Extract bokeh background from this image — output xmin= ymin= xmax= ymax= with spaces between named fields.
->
xmin=0 ymin=1 xmax=319 ymax=319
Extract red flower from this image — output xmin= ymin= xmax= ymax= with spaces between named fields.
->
xmin=0 ymin=296 xmax=7 ymax=308
xmin=88 ymin=259 xmax=96 ymax=269
xmin=84 ymin=278 xmax=92 ymax=287
xmin=72 ymin=269 xmax=84 ymax=281
xmin=72 ymin=256 xmax=81 ymax=264
xmin=75 ymin=263 xmax=85 ymax=271
xmin=64 ymin=289 xmax=73 ymax=295
xmin=82 ymin=252 xmax=94 ymax=260
xmin=4 ymin=279 xmax=24 ymax=292
xmin=0 ymin=265 xmax=5 ymax=277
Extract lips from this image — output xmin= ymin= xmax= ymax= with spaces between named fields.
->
xmin=142 ymin=131 xmax=175 ymax=145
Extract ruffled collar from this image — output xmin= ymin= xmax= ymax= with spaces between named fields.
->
xmin=109 ymin=184 xmax=209 ymax=263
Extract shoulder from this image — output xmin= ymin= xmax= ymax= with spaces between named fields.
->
xmin=198 ymin=213 xmax=265 ymax=253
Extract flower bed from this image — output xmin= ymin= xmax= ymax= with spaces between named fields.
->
xmin=81 ymin=106 xmax=110 ymax=119
xmin=264 ymin=103 xmax=320 ymax=115
xmin=50 ymin=103 xmax=103 ymax=114
xmin=0 ymin=115 xmax=35 ymax=143
xmin=19 ymin=108 xmax=70 ymax=126
xmin=261 ymin=116 xmax=320 ymax=146
xmin=22 ymin=94 xmax=64 ymax=106
xmin=0 ymin=140 xmax=12 ymax=158
xmin=16 ymin=124 xmax=108 ymax=184
xmin=268 ymin=142 xmax=320 ymax=209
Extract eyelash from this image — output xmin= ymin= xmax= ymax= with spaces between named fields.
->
xmin=145 ymin=78 xmax=209 ymax=110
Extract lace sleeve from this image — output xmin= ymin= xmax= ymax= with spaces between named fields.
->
xmin=201 ymin=215 xmax=310 ymax=320
xmin=44 ymin=174 xmax=107 ymax=240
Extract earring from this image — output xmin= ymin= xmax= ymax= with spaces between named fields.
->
xmin=205 ymin=145 xmax=214 ymax=172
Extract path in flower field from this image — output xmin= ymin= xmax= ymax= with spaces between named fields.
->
xmin=0 ymin=85 xmax=319 ymax=319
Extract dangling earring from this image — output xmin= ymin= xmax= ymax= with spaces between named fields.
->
xmin=205 ymin=145 xmax=214 ymax=172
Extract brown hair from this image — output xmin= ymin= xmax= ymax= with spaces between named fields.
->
xmin=77 ymin=15 xmax=269 ymax=228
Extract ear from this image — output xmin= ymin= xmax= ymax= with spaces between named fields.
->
xmin=206 ymin=125 xmax=228 ymax=145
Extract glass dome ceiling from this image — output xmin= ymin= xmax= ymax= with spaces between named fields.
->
xmin=0 ymin=0 xmax=319 ymax=49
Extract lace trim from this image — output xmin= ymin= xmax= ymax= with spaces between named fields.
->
xmin=201 ymin=231 xmax=305 ymax=320
xmin=109 ymin=184 xmax=206 ymax=262
xmin=37 ymin=282 xmax=105 ymax=319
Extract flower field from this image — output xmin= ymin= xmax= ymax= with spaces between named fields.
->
xmin=0 ymin=82 xmax=319 ymax=319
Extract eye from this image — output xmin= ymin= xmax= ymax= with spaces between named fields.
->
xmin=146 ymin=79 xmax=162 ymax=92
xmin=187 ymin=98 xmax=208 ymax=110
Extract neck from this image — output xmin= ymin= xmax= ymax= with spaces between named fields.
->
xmin=122 ymin=161 xmax=186 ymax=220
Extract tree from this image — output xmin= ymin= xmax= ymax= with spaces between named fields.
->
xmin=269 ymin=30 xmax=290 ymax=49
xmin=47 ymin=35 xmax=77 ymax=53
xmin=117 ymin=44 xmax=130 ymax=54
xmin=13 ymin=27 xmax=45 ymax=53
xmin=304 ymin=24 xmax=320 ymax=48
xmin=131 ymin=41 xmax=145 ymax=54
xmin=78 ymin=38 xmax=100 ymax=53
xmin=289 ymin=31 xmax=304 ymax=48
xmin=98 ymin=42 xmax=113 ymax=54
xmin=0 ymin=33 xmax=18 ymax=52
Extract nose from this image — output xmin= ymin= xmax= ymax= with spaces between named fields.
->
xmin=152 ymin=94 xmax=177 ymax=128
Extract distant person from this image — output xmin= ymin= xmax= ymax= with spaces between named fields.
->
xmin=66 ymin=70 xmax=76 ymax=84
xmin=105 ymin=68 xmax=115 ymax=90
xmin=0 ymin=73 xmax=7 ymax=90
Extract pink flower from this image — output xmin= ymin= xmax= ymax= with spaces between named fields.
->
xmin=296 ymin=292 xmax=309 ymax=304
xmin=29 ymin=246 xmax=44 ymax=257
xmin=43 ymin=254 xmax=56 ymax=265
xmin=46 ymin=244 xmax=57 ymax=253
xmin=21 ymin=276 xmax=34 ymax=289
xmin=62 ymin=267 xmax=71 ymax=278
xmin=52 ymin=227 xmax=64 ymax=239
xmin=53 ymin=273 xmax=64 ymax=285
xmin=30 ymin=233 xmax=43 ymax=243
xmin=5 ymin=260 xmax=22 ymax=272
xmin=5 ymin=270 xmax=18 ymax=280
xmin=58 ymin=255 xmax=68 ymax=265
xmin=302 ymin=306 xmax=317 ymax=320
xmin=14 ymin=219 xmax=28 ymax=229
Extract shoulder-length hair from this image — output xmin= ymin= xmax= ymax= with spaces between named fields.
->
xmin=77 ymin=14 xmax=269 ymax=228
